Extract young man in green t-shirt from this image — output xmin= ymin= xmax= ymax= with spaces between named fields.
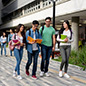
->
xmin=39 ymin=17 xmax=55 ymax=77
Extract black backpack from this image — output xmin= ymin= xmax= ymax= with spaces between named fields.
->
xmin=41 ymin=26 xmax=44 ymax=36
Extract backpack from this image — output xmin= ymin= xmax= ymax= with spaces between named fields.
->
xmin=29 ymin=28 xmax=39 ymax=36
xmin=9 ymin=40 xmax=15 ymax=51
xmin=41 ymin=26 xmax=44 ymax=36
xmin=8 ymin=34 xmax=16 ymax=51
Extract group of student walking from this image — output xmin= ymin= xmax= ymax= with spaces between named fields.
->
xmin=0 ymin=17 xmax=73 ymax=80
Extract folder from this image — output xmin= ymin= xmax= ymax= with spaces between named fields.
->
xmin=61 ymin=34 xmax=67 ymax=40
xmin=27 ymin=36 xmax=42 ymax=44
xmin=12 ymin=39 xmax=20 ymax=46
xmin=61 ymin=34 xmax=67 ymax=43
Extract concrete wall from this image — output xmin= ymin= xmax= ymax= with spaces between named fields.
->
xmin=1 ymin=0 xmax=86 ymax=29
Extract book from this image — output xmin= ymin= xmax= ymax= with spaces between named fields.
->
xmin=61 ymin=34 xmax=67 ymax=43
xmin=12 ymin=39 xmax=20 ymax=46
xmin=61 ymin=34 xmax=67 ymax=40
xmin=27 ymin=36 xmax=42 ymax=44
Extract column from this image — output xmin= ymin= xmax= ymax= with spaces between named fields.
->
xmin=40 ymin=0 xmax=43 ymax=9
xmin=71 ymin=17 xmax=79 ymax=51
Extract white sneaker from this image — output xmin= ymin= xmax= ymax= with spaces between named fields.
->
xmin=13 ymin=71 xmax=17 ymax=77
xmin=59 ymin=71 xmax=63 ymax=78
xmin=17 ymin=75 xmax=22 ymax=80
xmin=40 ymin=71 xmax=44 ymax=77
xmin=45 ymin=72 xmax=50 ymax=77
xmin=64 ymin=73 xmax=70 ymax=78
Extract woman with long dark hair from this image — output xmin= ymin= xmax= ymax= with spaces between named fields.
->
xmin=12 ymin=24 xmax=25 ymax=79
xmin=57 ymin=20 xmax=74 ymax=78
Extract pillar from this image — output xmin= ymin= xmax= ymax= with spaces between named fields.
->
xmin=71 ymin=17 xmax=79 ymax=51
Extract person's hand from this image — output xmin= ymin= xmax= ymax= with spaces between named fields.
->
xmin=64 ymin=38 xmax=68 ymax=42
xmin=3 ymin=41 xmax=6 ymax=43
xmin=52 ymin=46 xmax=55 ymax=51
xmin=29 ymin=41 xmax=35 ymax=44
xmin=20 ymin=43 xmax=24 ymax=46
xmin=14 ymin=41 xmax=20 ymax=46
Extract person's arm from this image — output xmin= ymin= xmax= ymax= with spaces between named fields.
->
xmin=26 ymin=30 xmax=35 ymax=44
xmin=68 ymin=33 xmax=74 ymax=43
xmin=52 ymin=29 xmax=56 ymax=51
xmin=52 ymin=35 xmax=55 ymax=51
xmin=6 ymin=37 xmax=7 ymax=43
xmin=57 ymin=35 xmax=65 ymax=42
xmin=8 ymin=34 xmax=10 ymax=43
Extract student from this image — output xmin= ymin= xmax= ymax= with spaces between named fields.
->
xmin=25 ymin=20 xmax=42 ymax=79
xmin=8 ymin=29 xmax=14 ymax=56
xmin=1 ymin=32 xmax=7 ymax=56
xmin=57 ymin=20 xmax=74 ymax=78
xmin=12 ymin=24 xmax=25 ymax=80
xmin=39 ymin=17 xmax=55 ymax=77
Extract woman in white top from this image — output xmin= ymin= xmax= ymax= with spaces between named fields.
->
xmin=12 ymin=24 xmax=26 ymax=80
xmin=57 ymin=20 xmax=74 ymax=78
xmin=1 ymin=32 xmax=7 ymax=56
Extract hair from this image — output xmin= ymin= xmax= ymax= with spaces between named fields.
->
xmin=59 ymin=20 xmax=72 ymax=39
xmin=32 ymin=20 xmax=39 ymax=25
xmin=10 ymin=29 xmax=14 ymax=33
xmin=45 ymin=17 xmax=51 ymax=21
xmin=3 ymin=32 xmax=6 ymax=37
xmin=16 ymin=24 xmax=26 ymax=43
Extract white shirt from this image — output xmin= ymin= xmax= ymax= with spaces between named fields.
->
xmin=57 ymin=30 xmax=74 ymax=46
xmin=32 ymin=32 xmax=38 ymax=51
xmin=19 ymin=37 xmax=23 ymax=43
xmin=1 ymin=36 xmax=7 ymax=43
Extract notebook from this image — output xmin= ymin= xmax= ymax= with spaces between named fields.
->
xmin=27 ymin=36 xmax=42 ymax=44
xmin=61 ymin=34 xmax=67 ymax=43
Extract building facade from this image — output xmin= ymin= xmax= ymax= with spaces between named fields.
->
xmin=0 ymin=0 xmax=86 ymax=50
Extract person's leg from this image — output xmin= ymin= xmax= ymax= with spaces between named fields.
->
xmin=19 ymin=47 xmax=23 ymax=63
xmin=60 ymin=46 xmax=66 ymax=71
xmin=10 ymin=50 xmax=12 ymax=56
xmin=26 ymin=51 xmax=32 ymax=71
xmin=4 ymin=43 xmax=6 ymax=56
xmin=32 ymin=50 xmax=39 ymax=76
xmin=1 ymin=44 xmax=3 ymax=55
xmin=45 ymin=47 xmax=52 ymax=73
xmin=14 ymin=48 xmax=20 ymax=75
xmin=64 ymin=46 xmax=71 ymax=73
xmin=40 ymin=45 xmax=47 ymax=72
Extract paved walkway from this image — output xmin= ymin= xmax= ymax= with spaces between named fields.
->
xmin=0 ymin=48 xmax=86 ymax=86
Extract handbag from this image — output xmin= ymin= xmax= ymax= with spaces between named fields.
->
xmin=9 ymin=40 xmax=15 ymax=51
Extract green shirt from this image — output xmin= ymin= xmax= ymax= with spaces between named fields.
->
xmin=39 ymin=25 xmax=55 ymax=47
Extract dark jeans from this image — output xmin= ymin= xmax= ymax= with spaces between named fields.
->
xmin=60 ymin=46 xmax=71 ymax=73
xmin=26 ymin=50 xmax=39 ymax=76
xmin=41 ymin=45 xmax=52 ymax=73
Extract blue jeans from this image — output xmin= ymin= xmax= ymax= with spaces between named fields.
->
xmin=41 ymin=45 xmax=52 ymax=73
xmin=26 ymin=50 xmax=39 ymax=76
xmin=1 ymin=43 xmax=6 ymax=56
xmin=14 ymin=47 xmax=23 ymax=75
xmin=10 ymin=50 xmax=12 ymax=56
